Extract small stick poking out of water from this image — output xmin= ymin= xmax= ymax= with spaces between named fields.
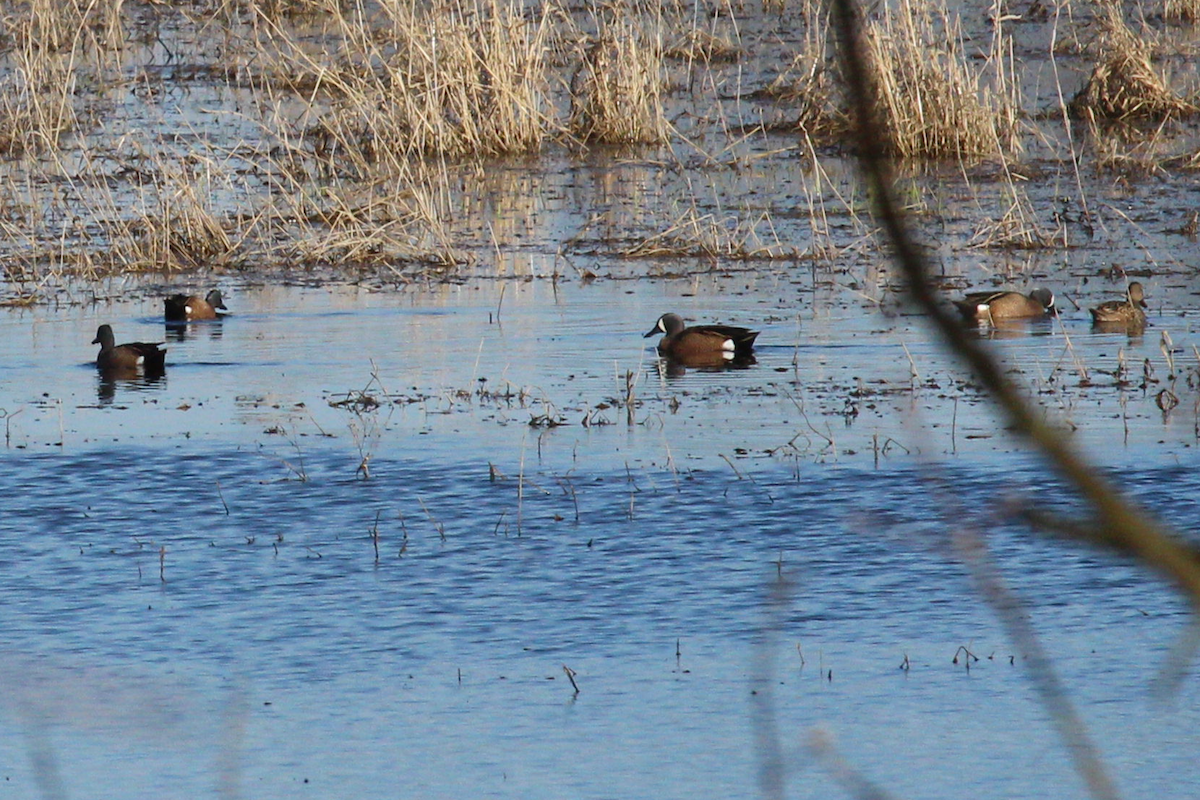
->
xmin=494 ymin=282 xmax=506 ymax=326
xmin=624 ymin=370 xmax=636 ymax=426
xmin=952 ymin=645 xmax=978 ymax=667
xmin=371 ymin=511 xmax=381 ymax=563
xmin=159 ymin=546 xmax=166 ymax=583
xmin=562 ymin=664 xmax=580 ymax=695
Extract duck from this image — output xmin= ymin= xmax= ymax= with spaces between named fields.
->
xmin=1090 ymin=282 xmax=1147 ymax=329
xmin=164 ymin=289 xmax=227 ymax=322
xmin=644 ymin=313 xmax=759 ymax=361
xmin=953 ymin=288 xmax=1055 ymax=324
xmin=92 ymin=325 xmax=167 ymax=373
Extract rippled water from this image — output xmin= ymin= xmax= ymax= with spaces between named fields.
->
xmin=1 ymin=446 xmax=1197 ymax=799
xmin=3 ymin=280 xmax=1200 ymax=798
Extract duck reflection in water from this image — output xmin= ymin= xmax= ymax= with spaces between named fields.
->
xmin=962 ymin=315 xmax=1057 ymax=340
xmin=164 ymin=321 xmax=225 ymax=343
xmin=657 ymin=352 xmax=758 ymax=378
xmin=96 ymin=370 xmax=167 ymax=405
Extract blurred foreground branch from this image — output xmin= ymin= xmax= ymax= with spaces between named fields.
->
xmin=829 ymin=0 xmax=1200 ymax=607
xmin=830 ymin=1 xmax=1200 ymax=797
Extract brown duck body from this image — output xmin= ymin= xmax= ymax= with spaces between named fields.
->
xmin=1090 ymin=282 xmax=1147 ymax=328
xmin=953 ymin=288 xmax=1055 ymax=324
xmin=92 ymin=325 xmax=167 ymax=373
xmin=644 ymin=313 xmax=759 ymax=362
xmin=164 ymin=289 xmax=227 ymax=322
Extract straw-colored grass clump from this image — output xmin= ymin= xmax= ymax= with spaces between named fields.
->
xmin=664 ymin=28 xmax=741 ymax=64
xmin=0 ymin=0 xmax=126 ymax=156
xmin=757 ymin=0 xmax=1019 ymax=159
xmin=108 ymin=164 xmax=237 ymax=272
xmin=1164 ymin=0 xmax=1200 ymax=22
xmin=1069 ymin=10 xmax=1198 ymax=121
xmin=756 ymin=11 xmax=846 ymax=139
xmin=264 ymin=0 xmax=559 ymax=166
xmin=858 ymin=0 xmax=1019 ymax=159
xmin=569 ymin=17 xmax=669 ymax=145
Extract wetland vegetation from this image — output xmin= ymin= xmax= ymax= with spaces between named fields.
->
xmin=0 ymin=0 xmax=1198 ymax=295
xmin=5 ymin=0 xmax=1200 ymax=797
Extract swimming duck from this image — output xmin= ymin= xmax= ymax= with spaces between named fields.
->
xmin=1090 ymin=282 xmax=1147 ymax=329
xmin=644 ymin=313 xmax=759 ymax=361
xmin=164 ymin=289 xmax=227 ymax=322
xmin=92 ymin=324 xmax=167 ymax=373
xmin=953 ymin=288 xmax=1055 ymax=324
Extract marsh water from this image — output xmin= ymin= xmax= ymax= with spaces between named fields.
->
xmin=7 ymin=0 xmax=1200 ymax=796
xmin=3 ymin=277 xmax=1200 ymax=799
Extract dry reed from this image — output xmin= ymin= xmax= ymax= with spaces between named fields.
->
xmin=263 ymin=0 xmax=558 ymax=166
xmin=569 ymin=12 xmax=669 ymax=145
xmin=664 ymin=28 xmax=741 ymax=64
xmin=1069 ymin=7 xmax=1198 ymax=121
xmin=1164 ymin=0 xmax=1200 ymax=23
xmin=624 ymin=201 xmax=794 ymax=261
xmin=858 ymin=0 xmax=1020 ymax=159
xmin=106 ymin=160 xmax=238 ymax=272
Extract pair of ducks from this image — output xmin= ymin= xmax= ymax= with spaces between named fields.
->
xmin=93 ymin=290 xmax=227 ymax=373
xmin=645 ymin=282 xmax=1148 ymax=364
xmin=952 ymin=283 xmax=1148 ymax=329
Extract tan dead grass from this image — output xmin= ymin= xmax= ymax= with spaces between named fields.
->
xmin=0 ymin=0 xmax=126 ymax=156
xmin=859 ymin=0 xmax=1020 ymax=159
xmin=17 ymin=0 xmax=123 ymax=53
xmin=968 ymin=189 xmax=1061 ymax=250
xmin=1069 ymin=8 xmax=1199 ymax=121
xmin=664 ymin=28 xmax=741 ymax=64
xmin=624 ymin=201 xmax=796 ymax=261
xmin=755 ymin=0 xmax=1017 ymax=157
xmin=108 ymin=163 xmax=238 ymax=272
xmin=1164 ymin=0 xmax=1200 ymax=22
xmin=225 ymin=0 xmax=346 ymax=20
xmin=569 ymin=14 xmax=670 ymax=145
xmin=1088 ymin=118 xmax=1175 ymax=175
xmin=259 ymin=0 xmax=558 ymax=167
xmin=279 ymin=179 xmax=467 ymax=270
xmin=755 ymin=10 xmax=846 ymax=139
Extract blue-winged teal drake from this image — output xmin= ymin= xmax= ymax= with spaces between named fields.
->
xmin=92 ymin=325 xmax=167 ymax=373
xmin=644 ymin=313 xmax=759 ymax=361
xmin=164 ymin=289 xmax=227 ymax=322
xmin=953 ymin=288 xmax=1055 ymax=324
xmin=1090 ymin=282 xmax=1147 ymax=328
